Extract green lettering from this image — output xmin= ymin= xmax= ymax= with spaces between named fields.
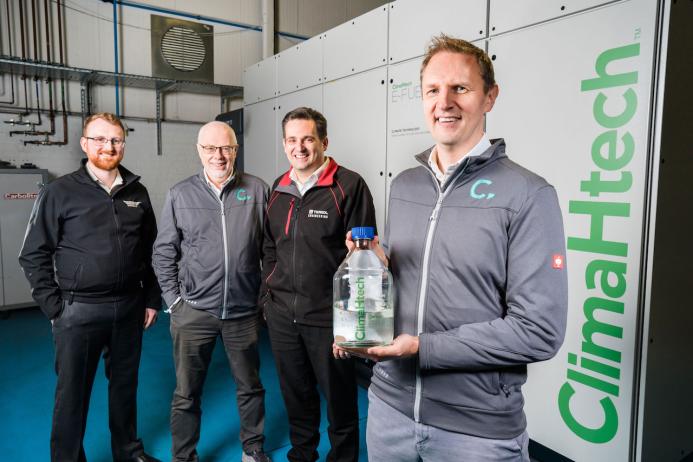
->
xmin=581 ymin=171 xmax=632 ymax=197
xmin=583 ymin=297 xmax=624 ymax=363
xmin=558 ymin=382 xmax=618 ymax=443
xmin=586 ymin=260 xmax=627 ymax=298
xmin=581 ymin=43 xmax=640 ymax=91
xmin=593 ymin=89 xmax=638 ymax=129
xmin=590 ymin=130 xmax=635 ymax=171
xmin=567 ymin=201 xmax=630 ymax=257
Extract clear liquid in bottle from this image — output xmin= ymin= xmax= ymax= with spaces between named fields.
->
xmin=333 ymin=227 xmax=393 ymax=347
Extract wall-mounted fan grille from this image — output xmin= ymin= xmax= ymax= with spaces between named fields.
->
xmin=160 ymin=26 xmax=206 ymax=72
xmin=151 ymin=15 xmax=213 ymax=82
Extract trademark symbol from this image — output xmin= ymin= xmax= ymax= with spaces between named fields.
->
xmin=634 ymin=28 xmax=641 ymax=39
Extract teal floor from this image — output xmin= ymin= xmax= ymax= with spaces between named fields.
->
xmin=0 ymin=307 xmax=369 ymax=461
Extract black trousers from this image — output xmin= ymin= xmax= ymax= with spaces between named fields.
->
xmin=265 ymin=305 xmax=359 ymax=462
xmin=50 ymin=292 xmax=146 ymax=462
xmin=169 ymin=302 xmax=266 ymax=462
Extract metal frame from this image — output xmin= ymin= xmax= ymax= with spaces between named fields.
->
xmin=0 ymin=55 xmax=243 ymax=155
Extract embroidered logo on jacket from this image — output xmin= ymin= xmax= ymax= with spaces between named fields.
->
xmin=308 ymin=209 xmax=328 ymax=219
xmin=122 ymin=200 xmax=141 ymax=207
xmin=235 ymin=189 xmax=252 ymax=201
xmin=470 ymin=179 xmax=495 ymax=200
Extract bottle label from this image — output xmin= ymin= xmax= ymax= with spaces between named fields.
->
xmin=355 ymin=276 xmax=366 ymax=341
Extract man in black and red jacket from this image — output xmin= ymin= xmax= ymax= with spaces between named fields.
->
xmin=260 ymin=107 xmax=376 ymax=462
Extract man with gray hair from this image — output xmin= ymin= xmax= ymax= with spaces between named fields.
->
xmin=153 ymin=121 xmax=271 ymax=462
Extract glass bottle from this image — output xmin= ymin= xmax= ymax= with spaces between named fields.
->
xmin=333 ymin=226 xmax=393 ymax=347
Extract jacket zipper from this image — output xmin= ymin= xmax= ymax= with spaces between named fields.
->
xmin=285 ymin=198 xmax=295 ymax=235
xmin=413 ymin=163 xmax=468 ymax=422
xmin=110 ymin=197 xmax=124 ymax=292
xmin=290 ymin=199 xmax=300 ymax=320
xmin=219 ymin=196 xmax=229 ymax=319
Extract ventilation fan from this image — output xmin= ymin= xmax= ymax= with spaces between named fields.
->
xmin=151 ymin=15 xmax=214 ymax=82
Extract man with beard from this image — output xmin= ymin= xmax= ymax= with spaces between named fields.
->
xmin=19 ymin=112 xmax=161 ymax=462
xmin=153 ymin=121 xmax=271 ymax=462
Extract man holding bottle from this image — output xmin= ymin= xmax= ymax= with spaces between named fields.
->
xmin=336 ymin=35 xmax=569 ymax=462
xmin=260 ymin=107 xmax=376 ymax=462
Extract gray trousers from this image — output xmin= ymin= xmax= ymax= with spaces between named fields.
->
xmin=366 ymin=388 xmax=530 ymax=462
xmin=169 ymin=301 xmax=265 ymax=461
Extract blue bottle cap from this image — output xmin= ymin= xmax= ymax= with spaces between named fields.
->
xmin=351 ymin=226 xmax=374 ymax=240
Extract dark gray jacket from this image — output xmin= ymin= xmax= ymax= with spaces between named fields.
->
xmin=370 ymin=139 xmax=568 ymax=439
xmin=152 ymin=171 xmax=268 ymax=319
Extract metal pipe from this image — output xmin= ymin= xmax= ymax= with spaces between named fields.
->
xmin=12 ymin=0 xmax=61 ymax=137
xmin=115 ymin=0 xmax=308 ymax=41
xmin=31 ymin=0 xmax=39 ymax=60
xmin=43 ymin=0 xmax=51 ymax=63
xmin=34 ymin=0 xmax=69 ymax=145
xmin=17 ymin=0 xmax=35 ymax=120
xmin=18 ymin=0 xmax=26 ymax=59
xmin=57 ymin=0 xmax=64 ymax=66
xmin=261 ymin=0 xmax=275 ymax=59
xmin=155 ymin=89 xmax=162 ymax=156
xmin=0 ymin=0 xmax=16 ymax=105
xmin=113 ymin=0 xmax=120 ymax=116
xmin=1 ymin=106 xmax=205 ymax=125
xmin=9 ymin=76 xmax=43 ymax=134
xmin=57 ymin=0 xmax=68 ymax=144
xmin=45 ymin=0 xmax=55 ymax=132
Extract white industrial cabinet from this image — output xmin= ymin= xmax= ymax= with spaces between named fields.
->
xmin=324 ymin=67 xmax=389 ymax=231
xmin=244 ymin=99 xmax=279 ymax=186
xmin=486 ymin=0 xmax=659 ymax=459
xmin=0 ymin=169 xmax=48 ymax=311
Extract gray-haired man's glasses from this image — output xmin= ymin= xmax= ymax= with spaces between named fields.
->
xmin=198 ymin=144 xmax=238 ymax=155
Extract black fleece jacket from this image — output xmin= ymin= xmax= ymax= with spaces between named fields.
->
xmin=260 ymin=158 xmax=376 ymax=326
xmin=19 ymin=161 xmax=161 ymax=319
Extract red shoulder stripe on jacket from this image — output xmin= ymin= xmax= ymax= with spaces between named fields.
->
xmin=335 ymin=179 xmax=346 ymax=200
xmin=328 ymin=187 xmax=342 ymax=217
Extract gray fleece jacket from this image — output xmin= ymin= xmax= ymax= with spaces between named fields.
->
xmin=152 ymin=171 xmax=268 ymax=319
xmin=370 ymin=138 xmax=568 ymax=439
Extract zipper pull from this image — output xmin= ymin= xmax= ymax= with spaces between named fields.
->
xmin=429 ymin=198 xmax=443 ymax=221
xmin=112 ymin=197 xmax=118 ymax=214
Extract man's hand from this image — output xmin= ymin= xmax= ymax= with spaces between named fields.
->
xmin=144 ymin=308 xmax=158 ymax=329
xmin=333 ymin=334 xmax=419 ymax=362
xmin=344 ymin=230 xmax=388 ymax=267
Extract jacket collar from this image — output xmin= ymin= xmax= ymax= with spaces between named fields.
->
xmin=196 ymin=168 xmax=240 ymax=193
xmin=276 ymin=157 xmax=339 ymax=192
xmin=74 ymin=158 xmax=139 ymax=187
xmin=415 ymin=138 xmax=507 ymax=184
